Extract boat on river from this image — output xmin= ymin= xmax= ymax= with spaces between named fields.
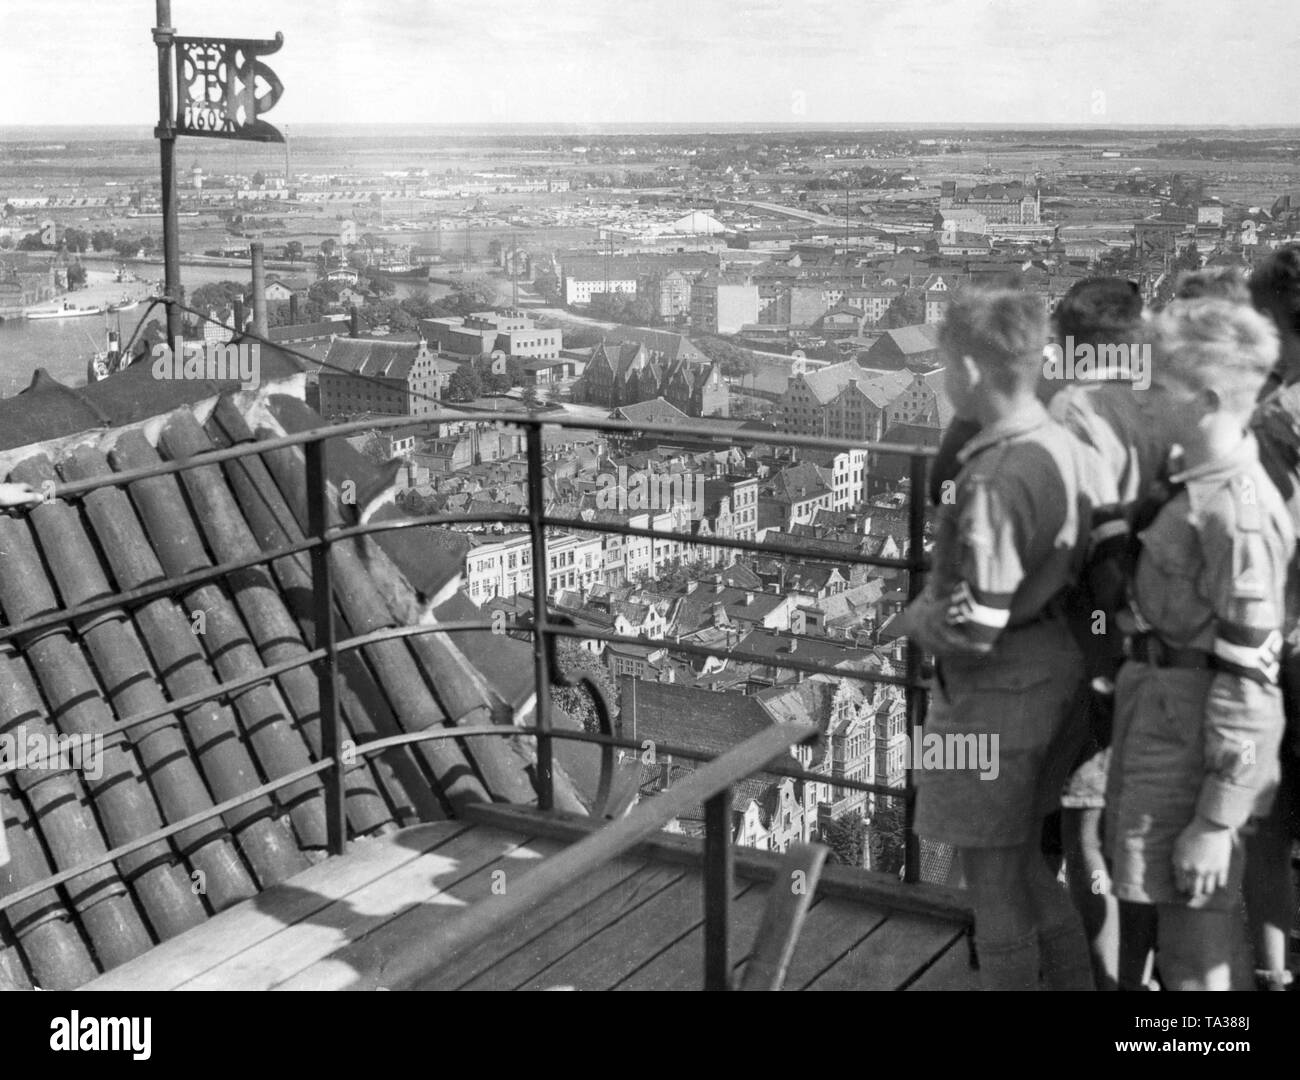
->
xmin=25 ymin=303 xmax=105 ymax=320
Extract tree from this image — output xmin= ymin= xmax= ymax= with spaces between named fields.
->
xmin=879 ymin=290 xmax=925 ymax=329
xmin=446 ymin=364 xmax=482 ymax=402
xmin=17 ymin=232 xmax=46 ymax=250
xmin=487 ymin=238 xmax=504 ymax=265
xmin=190 ymin=280 xmax=247 ymax=313
xmin=66 ymin=263 xmax=87 ymax=289
xmin=0 ymin=234 xmax=10 ymax=250
xmin=866 ymin=797 xmax=907 ymax=874
xmin=113 ymin=236 xmax=142 ymax=258
xmin=823 ymin=810 xmax=868 ymax=868
xmin=62 ymin=227 xmax=89 ymax=253
xmin=521 ymin=386 xmax=543 ymax=409
xmin=285 ymin=240 xmax=303 ymax=264
xmin=1174 ymin=242 xmax=1201 ymax=273
xmin=320 ymin=238 xmax=337 ymax=261
xmin=308 ymin=279 xmax=343 ymax=306
xmin=91 ymin=229 xmax=114 ymax=252
xmin=139 ymin=235 xmax=158 ymax=256
xmin=696 ymin=335 xmax=756 ymax=379
xmin=252 ymin=170 xmax=266 ymax=188
xmin=549 ymin=637 xmax=619 ymax=734
xmin=366 ymin=270 xmax=396 ymax=296
xmin=534 ymin=270 xmax=560 ymax=304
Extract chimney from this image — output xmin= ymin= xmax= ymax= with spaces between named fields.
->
xmin=233 ymin=294 xmax=245 ymax=332
xmin=789 ymin=637 xmax=798 ymax=653
xmin=250 ymin=241 xmax=268 ymax=337
xmin=714 ymin=574 xmax=723 ymax=593
xmin=289 ymin=292 xmax=300 ymax=324
xmin=892 ymin=640 xmax=905 ymax=662
xmin=349 ymin=306 xmax=360 ymax=338
xmin=745 ymin=591 xmax=755 ymax=606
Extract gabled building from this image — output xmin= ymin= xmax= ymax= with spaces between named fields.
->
xmin=576 ymin=336 xmax=727 ymax=418
xmin=317 ymin=337 xmax=454 ymax=418
xmin=778 ymin=361 xmax=912 ymax=442
xmin=863 ymin=324 xmax=943 ymax=370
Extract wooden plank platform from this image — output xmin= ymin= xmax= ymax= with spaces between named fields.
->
xmin=82 ymin=815 xmax=972 ymax=992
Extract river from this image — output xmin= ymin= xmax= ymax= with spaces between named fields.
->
xmin=0 ymin=265 xmax=452 ymax=398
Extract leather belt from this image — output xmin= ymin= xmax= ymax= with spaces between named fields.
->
xmin=1123 ymin=632 xmax=1212 ymax=670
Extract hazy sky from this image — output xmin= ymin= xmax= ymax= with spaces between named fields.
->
xmin=2 ymin=0 xmax=1297 ymax=128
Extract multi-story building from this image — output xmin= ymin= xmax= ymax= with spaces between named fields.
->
xmin=464 ymin=533 xmax=533 ymax=605
xmin=576 ymin=335 xmax=727 ymax=418
xmin=884 ymin=369 xmax=950 ymax=430
xmin=546 ymin=533 xmax=605 ymax=596
xmin=689 ymin=273 xmax=760 ymax=335
xmin=636 ymin=270 xmax=691 ymax=320
xmin=561 ymin=252 xmax=720 ymax=306
xmin=842 ymin=286 xmax=902 ymax=327
xmin=778 ymin=361 xmax=912 ymax=442
xmin=419 ymin=309 xmax=561 ymax=359
xmin=939 ymin=180 xmax=1040 ymax=225
xmin=862 ymin=324 xmax=943 ymax=370
xmin=702 ymin=475 xmax=760 ymax=545
xmin=317 ymin=337 xmax=456 ymax=418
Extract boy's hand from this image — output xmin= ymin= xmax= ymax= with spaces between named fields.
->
xmin=1172 ymin=819 xmax=1233 ymax=898
xmin=0 ymin=482 xmax=45 ymax=511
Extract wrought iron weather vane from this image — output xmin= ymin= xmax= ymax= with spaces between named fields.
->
xmin=150 ymin=1 xmax=285 ymax=344
xmin=173 ymin=33 xmax=285 ymax=143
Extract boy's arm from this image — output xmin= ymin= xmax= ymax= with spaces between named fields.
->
xmin=1195 ymin=502 xmax=1289 ymax=829
xmin=903 ymin=473 xmax=1028 ymax=657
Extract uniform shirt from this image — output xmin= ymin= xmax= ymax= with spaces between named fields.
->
xmin=902 ymin=402 xmax=1116 ymax=658
xmin=1049 ymin=379 xmax=1170 ymax=507
xmin=1130 ymin=433 xmax=1293 ymax=827
xmin=1251 ymin=381 xmax=1300 ymax=634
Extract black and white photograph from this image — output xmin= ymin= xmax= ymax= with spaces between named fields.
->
xmin=0 ymin=0 xmax=1297 ymax=1037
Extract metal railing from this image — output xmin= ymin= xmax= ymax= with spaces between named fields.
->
xmin=0 ymin=404 xmax=935 ymax=985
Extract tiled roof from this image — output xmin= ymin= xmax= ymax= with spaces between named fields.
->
xmin=609 ymin=397 xmax=689 ymax=425
xmin=879 ymin=324 xmax=942 ymax=356
xmin=619 ymin=677 xmax=773 ymax=756
xmin=322 ymin=338 xmax=425 ymax=379
xmin=0 ymin=379 xmax=564 ymax=990
xmin=603 ymin=326 xmax=708 ymax=365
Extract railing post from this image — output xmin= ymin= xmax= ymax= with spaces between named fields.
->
xmin=306 ymin=438 xmax=346 ymax=856
xmin=703 ymin=787 xmax=733 ymax=990
xmin=524 ymin=422 xmax=554 ymax=811
xmin=902 ymin=452 xmax=928 ymax=884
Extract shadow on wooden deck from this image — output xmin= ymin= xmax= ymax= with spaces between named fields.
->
xmin=83 ymin=804 xmax=974 ymax=992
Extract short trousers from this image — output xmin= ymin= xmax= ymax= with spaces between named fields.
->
xmin=1105 ymin=663 xmax=1278 ymax=909
xmin=915 ymin=633 xmax=1088 ymax=848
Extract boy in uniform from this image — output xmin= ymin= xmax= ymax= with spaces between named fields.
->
xmin=1107 ymin=298 xmax=1292 ymax=990
xmin=899 ymin=288 xmax=1116 ymax=990
xmin=1244 ymin=245 xmax=1300 ymax=990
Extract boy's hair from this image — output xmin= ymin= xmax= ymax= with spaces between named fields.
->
xmin=939 ymin=288 xmax=1046 ymax=392
xmin=1175 ymin=266 xmax=1251 ymax=304
xmin=1249 ymin=244 xmax=1300 ymax=335
xmin=1153 ymin=298 xmax=1279 ymax=413
xmin=1052 ymin=277 xmax=1143 ymax=347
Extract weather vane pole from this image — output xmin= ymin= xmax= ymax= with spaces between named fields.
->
xmin=153 ymin=0 xmax=183 ymax=344
xmin=150 ymin=1 xmax=284 ymax=348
